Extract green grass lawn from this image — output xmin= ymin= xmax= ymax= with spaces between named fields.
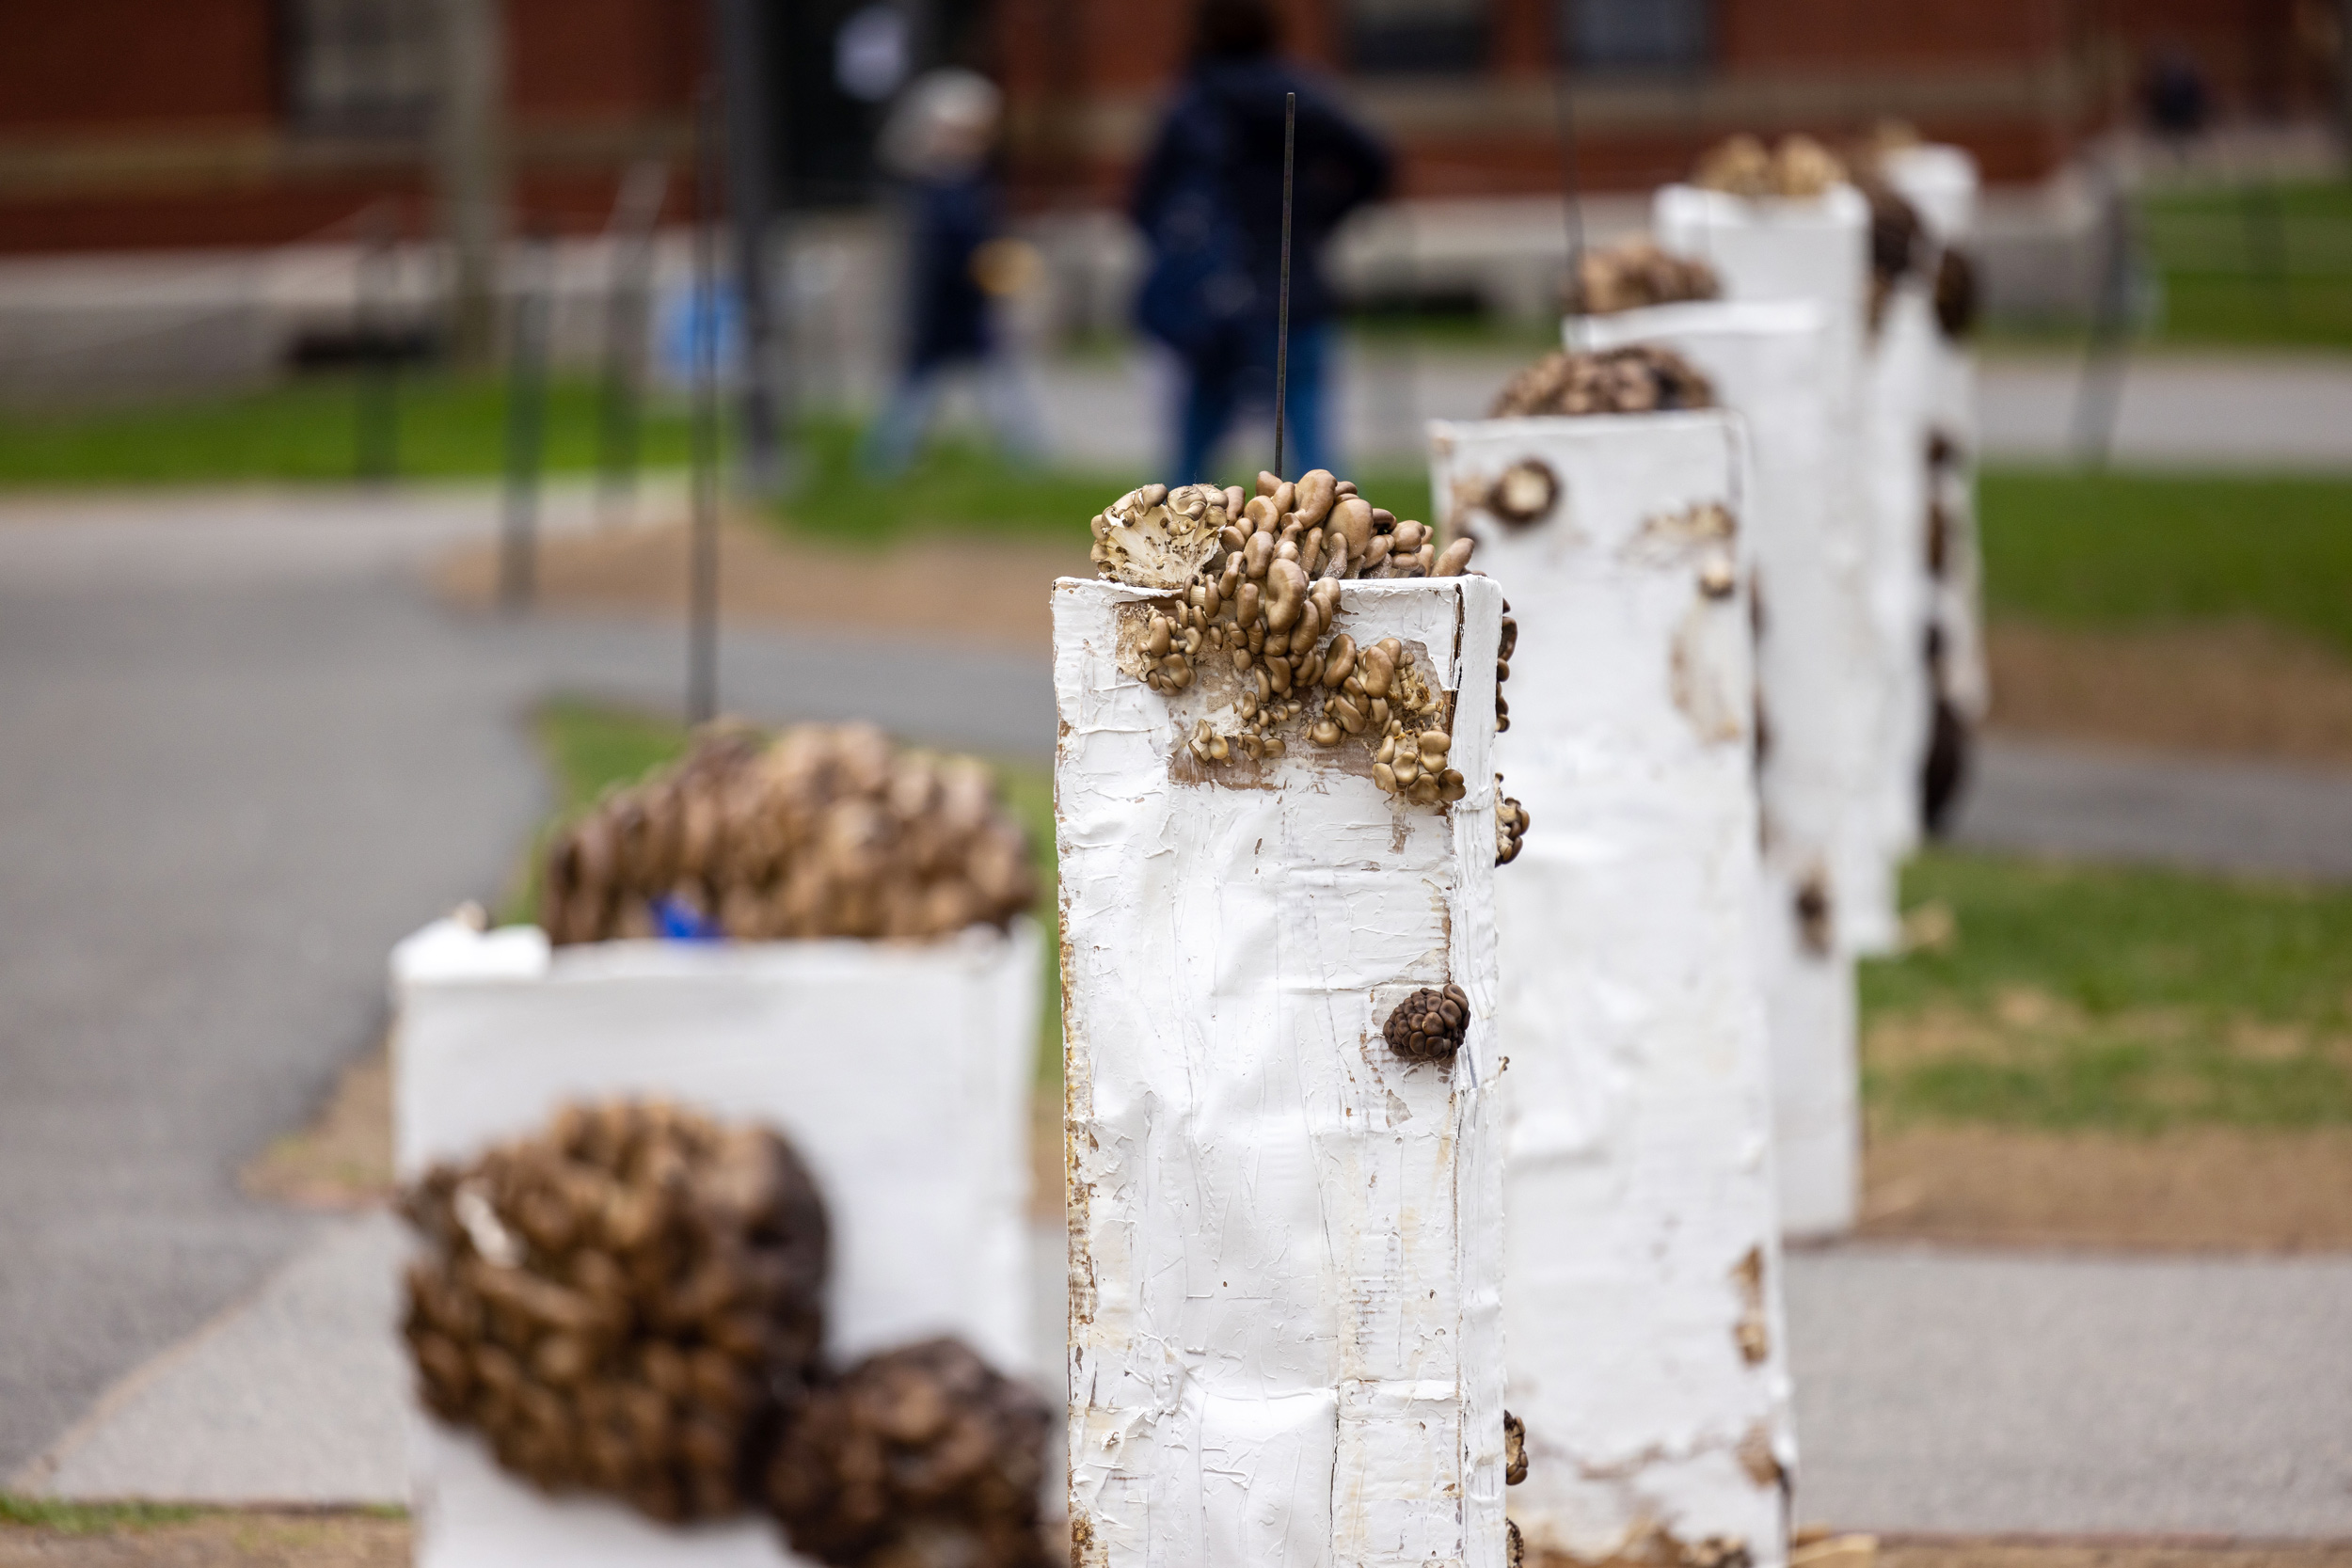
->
xmin=0 ymin=373 xmax=692 ymax=486
xmin=0 ymin=1496 xmax=204 ymax=1534
xmin=2137 ymin=180 xmax=2352 ymax=350
xmin=1863 ymin=849 xmax=2352 ymax=1133
xmin=1978 ymin=467 xmax=2352 ymax=657
xmin=768 ymin=418 xmax=1438 ymax=548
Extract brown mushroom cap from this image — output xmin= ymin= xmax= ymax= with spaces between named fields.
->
xmin=1383 ymin=983 xmax=1472 ymax=1063
xmin=768 ymin=1337 xmax=1055 ymax=1568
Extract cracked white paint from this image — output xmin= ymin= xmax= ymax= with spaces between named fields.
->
xmin=1055 ymin=575 xmax=1507 ymax=1568
xmin=1578 ymin=302 xmax=1865 ymax=1236
xmin=389 ymin=922 xmax=1042 ymax=1567
xmin=1654 ymin=182 xmax=1899 ymax=958
xmin=1431 ymin=412 xmax=1794 ymax=1567
xmin=1885 ymin=144 xmax=1991 ymax=725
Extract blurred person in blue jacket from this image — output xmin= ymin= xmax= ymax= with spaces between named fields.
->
xmin=863 ymin=69 xmax=1046 ymax=476
xmin=1132 ymin=0 xmax=1393 ymax=483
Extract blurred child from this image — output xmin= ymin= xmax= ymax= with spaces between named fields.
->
xmin=862 ymin=70 xmax=1045 ymax=476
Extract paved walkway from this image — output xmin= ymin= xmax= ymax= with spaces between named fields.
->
xmin=1953 ymin=736 xmax=2352 ymax=883
xmin=2 ymin=484 xmax=2348 ymax=1533
xmin=1023 ymin=346 xmax=2352 ymax=473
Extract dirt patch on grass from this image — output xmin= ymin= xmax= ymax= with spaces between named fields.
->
xmin=238 ymin=1043 xmax=392 ymax=1211
xmin=1858 ymin=1120 xmax=2352 ymax=1251
xmin=1987 ymin=620 xmax=2352 ymax=769
xmin=433 ymin=515 xmax=1087 ymax=655
xmin=0 ymin=1511 xmax=406 ymax=1567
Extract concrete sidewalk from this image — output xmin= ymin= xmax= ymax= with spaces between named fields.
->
xmin=1953 ymin=736 xmax=2352 ymax=884
xmin=1025 ymin=346 xmax=2352 ymax=473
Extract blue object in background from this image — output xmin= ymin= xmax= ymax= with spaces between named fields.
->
xmin=652 ymin=895 xmax=725 ymax=942
xmin=655 ymin=281 xmax=745 ymax=390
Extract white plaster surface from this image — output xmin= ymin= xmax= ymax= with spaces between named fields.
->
xmin=1862 ymin=286 xmax=1938 ymax=862
xmin=1432 ymin=412 xmax=1793 ymax=1567
xmin=1579 ymin=302 xmax=1867 ymax=1237
xmin=1655 ymin=183 xmax=1899 ymax=958
xmin=1055 ymin=575 xmax=1508 ymax=1568
xmin=391 ymin=920 xmax=1042 ymax=1568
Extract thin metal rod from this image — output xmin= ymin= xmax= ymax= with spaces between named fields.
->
xmin=2071 ymin=160 xmax=2134 ymax=467
xmin=1272 ymin=91 xmax=1296 ymax=482
xmin=498 ymin=230 xmax=551 ymax=611
xmin=1549 ymin=39 xmax=1586 ymax=333
xmin=690 ymin=81 xmax=723 ymax=724
xmin=355 ymin=199 xmax=400 ymax=482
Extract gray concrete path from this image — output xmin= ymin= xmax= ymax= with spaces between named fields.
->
xmin=15 ymin=1213 xmax=409 ymax=1505
xmin=1955 ymin=736 xmax=2352 ymax=884
xmin=1786 ymin=1244 xmax=2352 ymax=1536
xmin=1025 ymin=347 xmax=2352 ymax=473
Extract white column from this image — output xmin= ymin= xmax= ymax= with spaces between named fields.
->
xmin=1655 ymin=182 xmax=1901 ymax=957
xmin=1864 ymin=277 xmax=1937 ymax=862
xmin=1580 ymin=302 xmax=1862 ymax=1236
xmin=1057 ymin=575 xmax=1509 ymax=1568
xmin=1431 ymin=411 xmax=1795 ymax=1566
xmin=1885 ymin=145 xmax=1991 ymax=733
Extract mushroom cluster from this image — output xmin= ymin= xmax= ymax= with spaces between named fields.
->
xmin=539 ymin=722 xmax=1036 ymax=945
xmin=1094 ymin=470 xmax=1483 ymax=808
xmin=1564 ymin=236 xmax=1722 ymax=316
xmin=1692 ymin=133 xmax=1847 ymax=198
xmin=403 ymin=1104 xmax=1056 ymax=1560
xmin=1496 ymin=785 xmax=1531 ymax=866
xmin=768 ymin=1338 xmax=1055 ymax=1568
xmin=1496 ymin=601 xmax=1518 ymax=733
xmin=1384 ymin=984 xmax=1471 ymax=1064
xmin=1488 ymin=345 xmax=1716 ymax=419
xmin=400 ymin=1101 xmax=830 ymax=1523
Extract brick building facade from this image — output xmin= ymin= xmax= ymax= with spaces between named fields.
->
xmin=0 ymin=0 xmax=2336 ymax=254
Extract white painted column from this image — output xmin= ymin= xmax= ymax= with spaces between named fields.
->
xmin=1885 ymin=145 xmax=1991 ymax=733
xmin=1056 ymin=575 xmax=1508 ymax=1568
xmin=1579 ymin=302 xmax=1862 ymax=1237
xmin=1863 ymin=272 xmax=1939 ymax=863
xmin=1654 ymin=183 xmax=1900 ymax=957
xmin=1431 ymin=412 xmax=1795 ymax=1567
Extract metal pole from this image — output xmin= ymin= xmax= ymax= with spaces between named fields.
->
xmin=433 ymin=0 xmax=506 ymax=370
xmin=690 ymin=82 xmax=723 ymax=725
xmin=1550 ymin=32 xmax=1587 ymax=345
xmin=1273 ymin=91 xmax=1295 ymax=482
xmin=713 ymin=0 xmax=789 ymax=496
xmin=2071 ymin=160 xmax=2136 ymax=466
xmin=356 ymin=200 xmax=400 ymax=482
xmin=597 ymin=158 xmax=670 ymax=521
xmin=498 ymin=230 xmax=551 ymax=610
